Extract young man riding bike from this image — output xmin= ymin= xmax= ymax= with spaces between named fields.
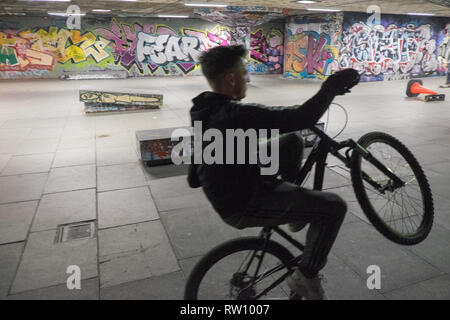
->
xmin=188 ymin=45 xmax=360 ymax=300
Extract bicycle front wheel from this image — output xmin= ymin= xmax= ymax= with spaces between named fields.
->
xmin=184 ymin=237 xmax=296 ymax=300
xmin=350 ymin=132 xmax=434 ymax=245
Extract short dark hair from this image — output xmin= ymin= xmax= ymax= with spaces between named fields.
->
xmin=199 ymin=45 xmax=247 ymax=89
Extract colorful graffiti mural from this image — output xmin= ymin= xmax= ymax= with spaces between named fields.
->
xmin=249 ymin=28 xmax=284 ymax=73
xmin=283 ymin=16 xmax=342 ymax=80
xmin=0 ymin=27 xmax=110 ymax=72
xmin=0 ymin=18 xmax=233 ymax=78
xmin=437 ymin=23 xmax=450 ymax=74
xmin=2 ymin=14 xmax=447 ymax=81
xmin=96 ymin=20 xmax=231 ymax=75
xmin=340 ymin=23 xmax=439 ymax=80
xmin=284 ymin=30 xmax=339 ymax=79
xmin=284 ymin=13 xmax=448 ymax=82
xmin=341 ymin=13 xmax=448 ymax=81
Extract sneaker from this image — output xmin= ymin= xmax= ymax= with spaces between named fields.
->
xmin=286 ymin=269 xmax=327 ymax=300
xmin=439 ymin=83 xmax=450 ymax=88
xmin=288 ymin=221 xmax=308 ymax=232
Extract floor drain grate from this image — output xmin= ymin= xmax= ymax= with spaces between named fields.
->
xmin=55 ymin=221 xmax=96 ymax=243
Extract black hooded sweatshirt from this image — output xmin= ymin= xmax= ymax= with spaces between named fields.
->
xmin=188 ymin=87 xmax=337 ymax=219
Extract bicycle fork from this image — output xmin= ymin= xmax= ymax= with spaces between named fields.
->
xmin=332 ymin=139 xmax=405 ymax=193
xmin=231 ymin=228 xmax=296 ymax=300
xmin=308 ymin=126 xmax=406 ymax=194
xmin=234 ymin=228 xmax=272 ymax=288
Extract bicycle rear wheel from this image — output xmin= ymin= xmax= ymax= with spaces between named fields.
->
xmin=350 ymin=132 xmax=434 ymax=245
xmin=184 ymin=237 xmax=296 ymax=300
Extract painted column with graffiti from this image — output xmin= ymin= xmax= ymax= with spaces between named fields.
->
xmin=192 ymin=6 xmax=286 ymax=75
xmin=340 ymin=13 xmax=448 ymax=81
xmin=0 ymin=17 xmax=232 ymax=79
xmin=249 ymin=22 xmax=285 ymax=74
xmin=284 ymin=14 xmax=342 ymax=80
xmin=437 ymin=23 xmax=450 ymax=75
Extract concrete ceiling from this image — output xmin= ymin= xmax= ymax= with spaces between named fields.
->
xmin=1 ymin=0 xmax=450 ymax=17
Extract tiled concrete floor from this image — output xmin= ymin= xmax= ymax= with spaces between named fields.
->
xmin=0 ymin=75 xmax=449 ymax=300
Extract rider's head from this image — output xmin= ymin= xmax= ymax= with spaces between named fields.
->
xmin=199 ymin=45 xmax=248 ymax=101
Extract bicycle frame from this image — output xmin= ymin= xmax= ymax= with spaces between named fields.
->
xmin=296 ymin=126 xmax=405 ymax=191
xmin=239 ymin=126 xmax=407 ymax=300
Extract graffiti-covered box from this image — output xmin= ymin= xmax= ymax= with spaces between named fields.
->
xmin=136 ymin=127 xmax=193 ymax=166
xmin=80 ymin=86 xmax=163 ymax=113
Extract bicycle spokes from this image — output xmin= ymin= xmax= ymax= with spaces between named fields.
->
xmin=228 ymin=249 xmax=290 ymax=300
xmin=359 ymin=147 xmax=405 ymax=192
xmin=192 ymin=248 xmax=291 ymax=300
xmin=360 ymin=142 xmax=424 ymax=236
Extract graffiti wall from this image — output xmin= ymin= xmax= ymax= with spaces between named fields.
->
xmin=341 ymin=13 xmax=449 ymax=81
xmin=1 ymin=13 xmax=448 ymax=81
xmin=0 ymin=17 xmax=232 ymax=79
xmin=0 ymin=27 xmax=110 ymax=71
xmin=284 ymin=14 xmax=342 ymax=80
xmin=437 ymin=23 xmax=449 ymax=75
xmin=249 ymin=22 xmax=284 ymax=74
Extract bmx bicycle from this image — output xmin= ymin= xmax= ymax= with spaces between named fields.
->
xmin=184 ymin=104 xmax=434 ymax=301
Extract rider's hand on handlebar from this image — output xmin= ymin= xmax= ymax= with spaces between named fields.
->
xmin=322 ymin=69 xmax=360 ymax=96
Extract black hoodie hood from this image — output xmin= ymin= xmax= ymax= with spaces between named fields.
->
xmin=190 ymin=91 xmax=231 ymax=124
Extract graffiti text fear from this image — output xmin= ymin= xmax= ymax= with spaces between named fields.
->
xmin=136 ymin=32 xmax=202 ymax=69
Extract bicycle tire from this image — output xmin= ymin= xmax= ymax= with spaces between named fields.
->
xmin=184 ymin=237 xmax=295 ymax=300
xmin=350 ymin=131 xmax=434 ymax=245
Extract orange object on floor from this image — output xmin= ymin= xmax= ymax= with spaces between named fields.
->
xmin=409 ymin=82 xmax=438 ymax=95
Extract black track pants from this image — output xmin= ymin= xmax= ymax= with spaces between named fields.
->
xmin=224 ymin=132 xmax=347 ymax=277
